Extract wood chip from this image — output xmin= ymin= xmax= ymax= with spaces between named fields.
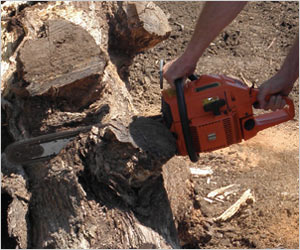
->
xmin=215 ymin=197 xmax=225 ymax=203
xmin=190 ymin=167 xmax=213 ymax=177
xmin=214 ymin=189 xmax=255 ymax=222
xmin=207 ymin=184 xmax=240 ymax=199
xmin=240 ymin=72 xmax=253 ymax=87
xmin=266 ymin=37 xmax=276 ymax=50
xmin=203 ymin=197 xmax=214 ymax=204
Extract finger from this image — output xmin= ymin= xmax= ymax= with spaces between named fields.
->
xmin=162 ymin=61 xmax=175 ymax=85
xmin=257 ymin=87 xmax=269 ymax=109
xmin=163 ymin=71 xmax=175 ymax=87
xmin=275 ymin=95 xmax=285 ymax=110
xmin=265 ymin=95 xmax=277 ymax=111
xmin=273 ymin=95 xmax=287 ymax=110
xmin=257 ymin=93 xmax=266 ymax=109
xmin=279 ymin=98 xmax=286 ymax=109
xmin=266 ymin=95 xmax=286 ymax=111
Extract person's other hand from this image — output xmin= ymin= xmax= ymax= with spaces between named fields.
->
xmin=257 ymin=73 xmax=294 ymax=111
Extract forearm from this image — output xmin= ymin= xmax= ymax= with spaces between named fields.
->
xmin=183 ymin=1 xmax=247 ymax=63
xmin=257 ymin=35 xmax=299 ymax=110
xmin=277 ymin=35 xmax=299 ymax=85
xmin=163 ymin=1 xmax=247 ymax=85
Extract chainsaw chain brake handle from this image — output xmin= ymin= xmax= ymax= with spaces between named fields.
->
xmin=247 ymin=88 xmax=295 ymax=138
xmin=174 ymin=77 xmax=199 ymax=162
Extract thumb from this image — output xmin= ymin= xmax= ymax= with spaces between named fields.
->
xmin=257 ymin=84 xmax=271 ymax=109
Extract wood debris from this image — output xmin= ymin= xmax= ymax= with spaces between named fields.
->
xmin=240 ymin=72 xmax=253 ymax=88
xmin=203 ymin=197 xmax=214 ymax=204
xmin=214 ymin=189 xmax=255 ymax=222
xmin=266 ymin=37 xmax=276 ymax=50
xmin=190 ymin=167 xmax=213 ymax=177
xmin=207 ymin=184 xmax=240 ymax=199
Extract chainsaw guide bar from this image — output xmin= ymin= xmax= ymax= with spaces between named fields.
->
xmin=4 ymin=124 xmax=109 ymax=165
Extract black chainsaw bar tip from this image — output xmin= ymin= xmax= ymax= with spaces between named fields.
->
xmin=4 ymin=124 xmax=111 ymax=165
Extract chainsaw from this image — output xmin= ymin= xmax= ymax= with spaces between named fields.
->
xmin=160 ymin=61 xmax=295 ymax=162
xmin=4 ymin=61 xmax=295 ymax=165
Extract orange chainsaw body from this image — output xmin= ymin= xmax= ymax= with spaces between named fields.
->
xmin=162 ymin=74 xmax=294 ymax=158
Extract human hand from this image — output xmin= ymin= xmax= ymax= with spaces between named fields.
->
xmin=257 ymin=34 xmax=298 ymax=111
xmin=257 ymin=73 xmax=294 ymax=111
xmin=162 ymin=55 xmax=197 ymax=87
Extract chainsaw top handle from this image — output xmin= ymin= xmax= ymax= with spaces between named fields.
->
xmin=174 ymin=77 xmax=199 ymax=162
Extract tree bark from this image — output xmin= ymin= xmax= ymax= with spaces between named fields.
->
xmin=1 ymin=1 xmax=209 ymax=249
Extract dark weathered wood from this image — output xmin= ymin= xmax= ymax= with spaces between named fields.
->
xmin=10 ymin=123 xmax=178 ymax=248
xmin=19 ymin=19 xmax=107 ymax=97
xmin=108 ymin=1 xmax=171 ymax=55
xmin=1 ymin=155 xmax=31 ymax=249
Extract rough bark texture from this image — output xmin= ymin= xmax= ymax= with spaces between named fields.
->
xmin=1 ymin=1 xmax=208 ymax=249
xmin=108 ymin=1 xmax=171 ymax=54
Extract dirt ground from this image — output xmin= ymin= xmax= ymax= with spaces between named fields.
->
xmin=128 ymin=1 xmax=299 ymax=249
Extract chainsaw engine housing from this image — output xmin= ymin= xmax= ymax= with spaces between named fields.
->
xmin=162 ymin=74 xmax=294 ymax=159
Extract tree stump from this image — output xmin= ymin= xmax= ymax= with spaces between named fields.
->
xmin=1 ymin=1 xmax=209 ymax=249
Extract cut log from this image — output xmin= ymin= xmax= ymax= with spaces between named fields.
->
xmin=19 ymin=19 xmax=107 ymax=97
xmin=1 ymin=1 xmax=209 ymax=249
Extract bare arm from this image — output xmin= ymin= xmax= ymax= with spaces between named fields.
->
xmin=257 ymin=35 xmax=299 ymax=110
xmin=163 ymin=1 xmax=247 ymax=85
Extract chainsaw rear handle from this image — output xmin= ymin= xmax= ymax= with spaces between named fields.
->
xmin=174 ymin=78 xmax=199 ymax=162
xmin=248 ymin=88 xmax=295 ymax=135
